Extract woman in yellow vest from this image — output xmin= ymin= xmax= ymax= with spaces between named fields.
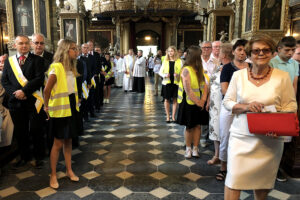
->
xmin=159 ymin=46 xmax=182 ymax=122
xmin=177 ymin=46 xmax=209 ymax=158
xmin=44 ymin=39 xmax=80 ymax=189
xmin=102 ymin=53 xmax=114 ymax=103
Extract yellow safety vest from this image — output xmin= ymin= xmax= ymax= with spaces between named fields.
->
xmin=161 ymin=56 xmax=166 ymax=63
xmin=103 ymin=64 xmax=113 ymax=79
xmin=177 ymin=66 xmax=209 ymax=105
xmin=48 ymin=63 xmax=79 ymax=118
xmin=161 ymin=59 xmax=182 ymax=85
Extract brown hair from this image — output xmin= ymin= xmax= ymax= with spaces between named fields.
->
xmin=184 ymin=45 xmax=204 ymax=85
xmin=245 ymin=34 xmax=276 ymax=56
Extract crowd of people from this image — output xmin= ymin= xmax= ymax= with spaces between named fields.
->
xmin=0 ymin=32 xmax=299 ymax=200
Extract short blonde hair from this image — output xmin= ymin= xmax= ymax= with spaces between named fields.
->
xmin=220 ymin=43 xmax=233 ymax=60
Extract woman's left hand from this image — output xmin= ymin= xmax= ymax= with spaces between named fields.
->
xmin=44 ymin=106 xmax=50 ymax=121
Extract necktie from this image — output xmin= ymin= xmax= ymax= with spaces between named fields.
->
xmin=19 ymin=55 xmax=26 ymax=66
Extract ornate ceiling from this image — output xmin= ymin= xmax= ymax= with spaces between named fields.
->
xmin=92 ymin=0 xmax=203 ymax=17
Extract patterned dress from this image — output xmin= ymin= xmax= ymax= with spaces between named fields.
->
xmin=208 ymin=65 xmax=222 ymax=141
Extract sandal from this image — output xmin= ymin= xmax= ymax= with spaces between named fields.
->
xmin=207 ymin=156 xmax=220 ymax=165
xmin=215 ymin=170 xmax=227 ymax=181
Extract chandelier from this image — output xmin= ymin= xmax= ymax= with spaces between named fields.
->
xmin=134 ymin=0 xmax=151 ymax=10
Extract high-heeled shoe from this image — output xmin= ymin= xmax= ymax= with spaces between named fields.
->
xmin=49 ymin=176 xmax=59 ymax=189
xmin=66 ymin=172 xmax=79 ymax=182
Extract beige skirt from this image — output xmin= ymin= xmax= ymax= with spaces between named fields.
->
xmin=225 ymin=133 xmax=283 ymax=190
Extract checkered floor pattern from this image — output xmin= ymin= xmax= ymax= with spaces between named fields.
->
xmin=0 ymin=78 xmax=299 ymax=199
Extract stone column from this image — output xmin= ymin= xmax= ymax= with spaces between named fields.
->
xmin=203 ymin=24 xmax=207 ymax=41
xmin=170 ymin=16 xmax=180 ymax=46
xmin=233 ymin=0 xmax=243 ymax=39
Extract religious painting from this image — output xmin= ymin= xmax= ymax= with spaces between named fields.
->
xmin=12 ymin=0 xmax=34 ymax=36
xmin=39 ymin=0 xmax=47 ymax=37
xmin=88 ymin=30 xmax=112 ymax=50
xmin=216 ymin=16 xmax=230 ymax=41
xmin=0 ymin=0 xmax=5 ymax=9
xmin=259 ymin=0 xmax=282 ymax=30
xmin=184 ymin=31 xmax=202 ymax=49
xmin=245 ymin=0 xmax=253 ymax=32
xmin=63 ymin=19 xmax=77 ymax=41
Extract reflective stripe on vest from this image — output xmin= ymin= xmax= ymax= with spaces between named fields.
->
xmin=177 ymin=66 xmax=202 ymax=105
xmin=8 ymin=56 xmax=44 ymax=113
xmin=161 ymin=59 xmax=182 ymax=85
xmin=48 ymin=62 xmax=79 ymax=118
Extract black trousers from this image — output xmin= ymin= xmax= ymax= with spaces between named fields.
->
xmin=94 ymin=76 xmax=101 ymax=110
xmin=80 ymin=97 xmax=89 ymax=120
xmin=99 ymin=74 xmax=105 ymax=106
xmin=87 ymin=87 xmax=95 ymax=115
xmin=10 ymin=109 xmax=45 ymax=161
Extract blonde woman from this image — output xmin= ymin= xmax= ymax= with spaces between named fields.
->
xmin=159 ymin=46 xmax=182 ymax=122
xmin=44 ymin=39 xmax=80 ymax=189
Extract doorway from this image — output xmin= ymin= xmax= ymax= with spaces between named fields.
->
xmin=137 ymin=45 xmax=157 ymax=57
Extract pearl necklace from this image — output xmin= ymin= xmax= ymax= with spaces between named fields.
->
xmin=250 ymin=66 xmax=271 ymax=84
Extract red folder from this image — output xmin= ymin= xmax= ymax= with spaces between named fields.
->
xmin=247 ymin=112 xmax=299 ymax=136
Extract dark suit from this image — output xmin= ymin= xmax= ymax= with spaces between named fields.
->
xmin=78 ymin=55 xmax=92 ymax=121
xmin=39 ymin=50 xmax=53 ymax=156
xmin=2 ymin=52 xmax=46 ymax=162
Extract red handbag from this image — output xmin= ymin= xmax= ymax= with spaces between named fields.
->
xmin=247 ymin=112 xmax=299 ymax=136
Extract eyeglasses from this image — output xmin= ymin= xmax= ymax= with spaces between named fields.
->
xmin=251 ymin=48 xmax=272 ymax=55
xmin=69 ymin=47 xmax=78 ymax=51
xmin=33 ymin=41 xmax=45 ymax=45
xmin=201 ymin=47 xmax=212 ymax=49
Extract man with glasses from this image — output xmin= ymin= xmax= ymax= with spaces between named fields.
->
xmin=2 ymin=35 xmax=46 ymax=170
xmin=270 ymin=36 xmax=298 ymax=182
xmin=200 ymin=41 xmax=218 ymax=148
xmin=31 ymin=33 xmax=53 ymax=166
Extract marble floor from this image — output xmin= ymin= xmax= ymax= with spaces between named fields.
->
xmin=0 ymin=78 xmax=299 ymax=200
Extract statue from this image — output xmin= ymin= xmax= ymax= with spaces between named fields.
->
xmin=218 ymin=31 xmax=228 ymax=42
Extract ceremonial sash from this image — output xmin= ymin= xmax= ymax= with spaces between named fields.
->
xmin=125 ymin=56 xmax=135 ymax=78
xmin=91 ymin=76 xmax=96 ymax=88
xmin=82 ymin=80 xmax=89 ymax=100
xmin=8 ymin=56 xmax=44 ymax=113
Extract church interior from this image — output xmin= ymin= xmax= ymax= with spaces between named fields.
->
xmin=0 ymin=0 xmax=300 ymax=199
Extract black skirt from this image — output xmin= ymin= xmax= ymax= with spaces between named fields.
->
xmin=105 ymin=77 xmax=115 ymax=86
xmin=176 ymin=91 xmax=209 ymax=129
xmin=132 ymin=77 xmax=145 ymax=93
xmin=49 ymin=93 xmax=82 ymax=139
xmin=162 ymin=83 xmax=178 ymax=100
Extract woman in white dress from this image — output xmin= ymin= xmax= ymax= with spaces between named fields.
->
xmin=223 ymin=35 xmax=297 ymax=200
xmin=207 ymin=43 xmax=233 ymax=165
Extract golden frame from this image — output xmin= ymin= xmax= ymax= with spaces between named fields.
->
xmin=87 ymin=29 xmax=114 ymax=45
xmin=242 ymin=0 xmax=289 ymax=41
xmin=5 ymin=0 xmax=51 ymax=48
xmin=208 ymin=9 xmax=234 ymax=41
xmin=60 ymin=13 xmax=85 ymax=45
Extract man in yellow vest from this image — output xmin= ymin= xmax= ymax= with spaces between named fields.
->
xmin=2 ymin=35 xmax=46 ymax=170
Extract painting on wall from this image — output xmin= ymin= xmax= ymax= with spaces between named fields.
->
xmin=245 ymin=0 xmax=253 ymax=32
xmin=216 ymin=16 xmax=230 ymax=41
xmin=39 ymin=0 xmax=47 ymax=37
xmin=88 ymin=31 xmax=112 ymax=50
xmin=259 ymin=0 xmax=282 ymax=30
xmin=63 ymin=19 xmax=77 ymax=41
xmin=13 ymin=0 xmax=34 ymax=36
